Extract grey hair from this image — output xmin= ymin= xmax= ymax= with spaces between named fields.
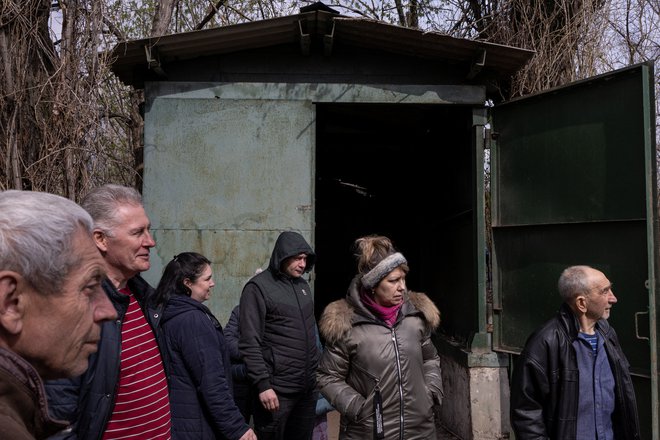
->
xmin=557 ymin=265 xmax=593 ymax=302
xmin=0 ymin=190 xmax=93 ymax=295
xmin=81 ymin=184 xmax=143 ymax=236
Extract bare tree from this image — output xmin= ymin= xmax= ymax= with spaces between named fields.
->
xmin=433 ymin=0 xmax=608 ymax=97
xmin=152 ymin=0 xmax=178 ymax=36
xmin=0 ymin=0 xmax=140 ymax=198
xmin=602 ymin=0 xmax=659 ymax=139
xmin=2 ymin=0 xmax=656 ymax=197
xmin=1 ymin=0 xmax=56 ymax=192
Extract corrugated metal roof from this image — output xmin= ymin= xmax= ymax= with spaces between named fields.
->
xmin=110 ymin=10 xmax=534 ymax=87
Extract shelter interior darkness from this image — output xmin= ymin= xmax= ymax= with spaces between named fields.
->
xmin=314 ymin=103 xmax=478 ymax=343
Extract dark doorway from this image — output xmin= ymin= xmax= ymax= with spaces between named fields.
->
xmin=314 ymin=103 xmax=477 ymax=340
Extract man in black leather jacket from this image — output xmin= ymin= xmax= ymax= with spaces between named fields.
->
xmin=45 ymin=185 xmax=171 ymax=440
xmin=510 ymin=265 xmax=640 ymax=440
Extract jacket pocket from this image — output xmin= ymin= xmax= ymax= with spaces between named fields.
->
xmin=349 ymin=362 xmax=381 ymax=423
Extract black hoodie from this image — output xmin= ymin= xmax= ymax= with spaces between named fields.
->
xmin=238 ymin=231 xmax=319 ymax=395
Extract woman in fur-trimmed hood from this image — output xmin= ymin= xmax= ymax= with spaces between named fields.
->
xmin=317 ymin=235 xmax=443 ymax=440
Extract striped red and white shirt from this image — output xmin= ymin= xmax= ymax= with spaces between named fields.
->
xmin=102 ymin=287 xmax=171 ymax=440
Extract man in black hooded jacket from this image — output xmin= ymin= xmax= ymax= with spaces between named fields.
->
xmin=239 ymin=231 xmax=320 ymax=440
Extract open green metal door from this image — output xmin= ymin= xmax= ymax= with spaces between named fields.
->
xmin=490 ymin=63 xmax=658 ymax=438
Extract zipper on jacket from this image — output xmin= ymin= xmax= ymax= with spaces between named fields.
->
xmin=98 ymin=316 xmax=123 ymax=440
xmin=391 ymin=328 xmax=404 ymax=440
xmin=292 ymin=277 xmax=312 ymax=391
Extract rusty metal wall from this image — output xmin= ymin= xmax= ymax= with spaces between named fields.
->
xmin=141 ymin=85 xmax=315 ymax=323
xmin=140 ymin=81 xmax=484 ymax=324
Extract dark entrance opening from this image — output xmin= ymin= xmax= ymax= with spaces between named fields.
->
xmin=314 ymin=103 xmax=477 ymax=341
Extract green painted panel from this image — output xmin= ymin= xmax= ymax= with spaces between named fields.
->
xmin=491 ymin=64 xmax=654 ymax=354
xmin=492 ymin=220 xmax=648 ymax=367
xmin=140 ymin=84 xmax=316 ymax=325
xmin=143 ymin=96 xmax=315 ymax=231
xmin=492 ymin=67 xmax=648 ymax=226
xmin=491 ymin=63 xmax=657 ymax=438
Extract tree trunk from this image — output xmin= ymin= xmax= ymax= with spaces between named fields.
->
xmin=151 ymin=0 xmax=178 ymax=36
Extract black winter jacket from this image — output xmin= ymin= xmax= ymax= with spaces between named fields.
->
xmin=510 ymin=302 xmax=641 ymax=440
xmin=238 ymin=231 xmax=320 ymax=395
xmin=225 ymin=305 xmax=248 ymax=383
xmin=161 ymin=295 xmax=249 ymax=440
xmin=44 ymin=276 xmax=167 ymax=440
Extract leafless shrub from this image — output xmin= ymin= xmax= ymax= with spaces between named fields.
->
xmin=1 ymin=0 xmax=657 ymax=198
xmin=436 ymin=0 xmax=608 ymax=98
xmin=0 ymin=0 xmax=138 ymax=200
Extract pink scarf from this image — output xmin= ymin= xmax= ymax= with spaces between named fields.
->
xmin=360 ymin=289 xmax=402 ymax=327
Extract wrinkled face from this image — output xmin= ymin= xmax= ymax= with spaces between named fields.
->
xmin=583 ymin=268 xmax=617 ymax=321
xmin=20 ymin=228 xmax=117 ymax=379
xmin=282 ymin=253 xmax=308 ymax=278
xmin=186 ymin=264 xmax=215 ymax=303
xmin=100 ymin=204 xmax=155 ymax=282
xmin=373 ymin=267 xmax=407 ymax=307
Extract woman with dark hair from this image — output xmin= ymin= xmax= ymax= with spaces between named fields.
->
xmin=316 ymin=235 xmax=443 ymax=440
xmin=154 ymin=252 xmax=256 ymax=440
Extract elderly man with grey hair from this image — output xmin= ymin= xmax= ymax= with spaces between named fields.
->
xmin=0 ymin=190 xmax=117 ymax=439
xmin=510 ymin=265 xmax=641 ymax=440
xmin=45 ymin=184 xmax=172 ymax=440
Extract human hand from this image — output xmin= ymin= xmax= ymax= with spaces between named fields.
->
xmin=259 ymin=388 xmax=279 ymax=412
xmin=239 ymin=428 xmax=257 ymax=440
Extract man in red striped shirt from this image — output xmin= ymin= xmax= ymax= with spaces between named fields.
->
xmin=46 ymin=185 xmax=172 ymax=440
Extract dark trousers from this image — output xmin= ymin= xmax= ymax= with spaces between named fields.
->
xmin=233 ymin=379 xmax=255 ymax=423
xmin=253 ymin=389 xmax=318 ymax=440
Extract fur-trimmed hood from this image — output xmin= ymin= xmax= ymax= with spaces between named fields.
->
xmin=316 ymin=283 xmax=444 ymax=440
xmin=319 ymin=288 xmax=441 ymax=345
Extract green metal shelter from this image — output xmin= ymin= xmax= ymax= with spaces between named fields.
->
xmin=110 ymin=5 xmax=658 ymax=438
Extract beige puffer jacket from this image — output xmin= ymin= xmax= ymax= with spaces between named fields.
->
xmin=317 ymin=276 xmax=443 ymax=440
